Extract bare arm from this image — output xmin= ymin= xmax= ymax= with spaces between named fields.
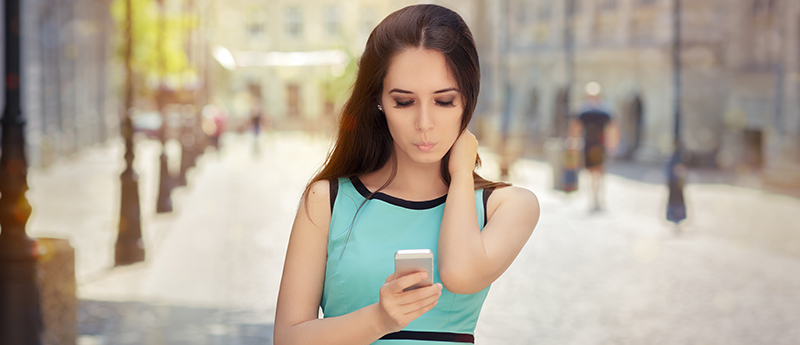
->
xmin=569 ymin=118 xmax=583 ymax=138
xmin=438 ymin=131 xmax=540 ymax=294
xmin=274 ymin=180 xmax=443 ymax=345
xmin=605 ymin=119 xmax=621 ymax=153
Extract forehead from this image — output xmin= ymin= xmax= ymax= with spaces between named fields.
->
xmin=383 ymin=48 xmax=457 ymax=93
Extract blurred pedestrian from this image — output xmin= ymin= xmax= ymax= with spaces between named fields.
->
xmin=202 ymin=101 xmax=227 ymax=151
xmin=569 ymin=82 xmax=618 ymax=212
xmin=250 ymin=101 xmax=263 ymax=154
xmin=251 ymin=102 xmax=263 ymax=136
xmin=274 ymin=5 xmax=540 ymax=344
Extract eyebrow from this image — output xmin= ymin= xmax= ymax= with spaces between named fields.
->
xmin=388 ymin=87 xmax=459 ymax=95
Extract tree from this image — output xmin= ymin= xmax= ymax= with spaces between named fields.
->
xmin=110 ymin=0 xmax=198 ymax=101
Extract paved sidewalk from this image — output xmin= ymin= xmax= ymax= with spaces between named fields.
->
xmin=24 ymin=132 xmax=800 ymax=345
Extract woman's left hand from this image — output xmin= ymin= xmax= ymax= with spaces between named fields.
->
xmin=448 ymin=129 xmax=478 ymax=178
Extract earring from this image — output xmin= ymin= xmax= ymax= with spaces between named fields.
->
xmin=377 ymin=104 xmax=383 ymax=112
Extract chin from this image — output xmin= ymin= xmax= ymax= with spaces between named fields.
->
xmin=411 ymin=152 xmax=446 ymax=165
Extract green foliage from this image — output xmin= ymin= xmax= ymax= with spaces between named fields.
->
xmin=321 ymin=50 xmax=358 ymax=108
xmin=111 ymin=0 xmax=198 ymax=98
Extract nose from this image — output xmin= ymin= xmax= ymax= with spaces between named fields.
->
xmin=415 ymin=104 xmax=434 ymax=132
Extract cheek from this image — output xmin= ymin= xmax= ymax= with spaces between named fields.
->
xmin=443 ymin=113 xmax=463 ymax=146
xmin=384 ymin=112 xmax=408 ymax=139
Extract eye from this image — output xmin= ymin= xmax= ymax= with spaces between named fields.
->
xmin=435 ymin=99 xmax=456 ymax=108
xmin=393 ymin=99 xmax=415 ymax=109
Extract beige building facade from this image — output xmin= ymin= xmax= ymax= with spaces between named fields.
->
xmin=458 ymin=0 xmax=800 ymax=184
xmin=207 ymin=0 xmax=800 ymax=184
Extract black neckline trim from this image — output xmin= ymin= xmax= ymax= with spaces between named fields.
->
xmin=350 ymin=176 xmax=447 ymax=210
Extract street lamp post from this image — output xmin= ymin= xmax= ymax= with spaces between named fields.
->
xmin=666 ymin=0 xmax=687 ymax=225
xmin=156 ymin=0 xmax=173 ymax=213
xmin=176 ymin=0 xmax=199 ymax=187
xmin=115 ymin=0 xmax=146 ymax=266
xmin=0 ymin=0 xmax=44 ymax=343
xmin=556 ymin=0 xmax=578 ymax=192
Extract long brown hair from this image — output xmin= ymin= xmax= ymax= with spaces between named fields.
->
xmin=305 ymin=4 xmax=509 ymax=202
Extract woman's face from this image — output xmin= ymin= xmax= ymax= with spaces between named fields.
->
xmin=381 ymin=48 xmax=464 ymax=166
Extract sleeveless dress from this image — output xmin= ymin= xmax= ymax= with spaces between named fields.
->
xmin=322 ymin=177 xmax=493 ymax=344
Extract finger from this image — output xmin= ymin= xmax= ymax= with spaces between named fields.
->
xmin=463 ymin=129 xmax=473 ymax=138
xmin=384 ymin=273 xmax=396 ymax=284
xmin=400 ymin=282 xmax=441 ymax=299
xmin=392 ymin=283 xmax=442 ymax=307
xmin=403 ymin=298 xmax=439 ymax=320
xmin=389 ymin=271 xmax=428 ymax=294
xmin=399 ymin=284 xmax=442 ymax=307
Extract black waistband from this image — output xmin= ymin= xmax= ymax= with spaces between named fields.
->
xmin=380 ymin=331 xmax=475 ymax=343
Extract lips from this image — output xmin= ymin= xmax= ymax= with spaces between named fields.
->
xmin=414 ymin=142 xmax=436 ymax=152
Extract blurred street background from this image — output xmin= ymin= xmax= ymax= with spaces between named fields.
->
xmin=2 ymin=0 xmax=800 ymax=344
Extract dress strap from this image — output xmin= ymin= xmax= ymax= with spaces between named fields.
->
xmin=329 ymin=178 xmax=339 ymax=212
xmin=482 ymin=187 xmax=495 ymax=227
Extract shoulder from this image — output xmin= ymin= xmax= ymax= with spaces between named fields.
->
xmin=300 ymin=179 xmax=333 ymax=226
xmin=485 ymin=185 xmax=540 ymax=223
xmin=305 ymin=179 xmax=331 ymax=204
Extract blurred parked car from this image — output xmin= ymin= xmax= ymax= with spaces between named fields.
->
xmin=131 ymin=111 xmax=162 ymax=139
xmin=131 ymin=106 xmax=191 ymax=141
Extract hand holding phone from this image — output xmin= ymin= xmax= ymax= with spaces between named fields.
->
xmin=394 ymin=249 xmax=434 ymax=291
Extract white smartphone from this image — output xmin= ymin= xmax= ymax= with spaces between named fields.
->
xmin=394 ymin=249 xmax=434 ymax=291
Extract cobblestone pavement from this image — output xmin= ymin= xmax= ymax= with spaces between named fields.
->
xmin=25 ymin=132 xmax=800 ymax=345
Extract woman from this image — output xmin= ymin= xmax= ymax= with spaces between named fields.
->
xmin=274 ymin=4 xmax=540 ymax=344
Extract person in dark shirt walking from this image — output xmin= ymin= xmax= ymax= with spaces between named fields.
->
xmin=570 ymin=82 xmax=618 ymax=212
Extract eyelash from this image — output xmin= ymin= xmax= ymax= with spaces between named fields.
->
xmin=394 ymin=100 xmax=414 ymax=108
xmin=392 ymin=100 xmax=456 ymax=109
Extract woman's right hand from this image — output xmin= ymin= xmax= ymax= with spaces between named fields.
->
xmin=376 ymin=272 xmax=443 ymax=333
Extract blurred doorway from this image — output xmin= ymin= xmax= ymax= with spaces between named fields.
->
xmin=553 ymin=86 xmax=570 ymax=138
xmin=621 ymin=93 xmax=644 ymax=160
xmin=526 ymin=88 xmax=540 ymax=150
xmin=743 ymin=129 xmax=764 ymax=169
xmin=287 ymin=84 xmax=300 ymax=118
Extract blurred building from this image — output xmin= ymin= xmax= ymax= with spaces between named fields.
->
xmin=0 ymin=0 xmax=119 ymax=168
xmin=453 ymin=0 xmax=800 ymax=184
xmin=208 ymin=0 xmax=431 ymax=133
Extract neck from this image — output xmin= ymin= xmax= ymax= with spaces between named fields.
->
xmin=363 ymin=148 xmax=448 ymax=200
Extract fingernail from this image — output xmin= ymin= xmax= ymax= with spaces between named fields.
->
xmin=437 ymin=283 xmax=443 ymax=290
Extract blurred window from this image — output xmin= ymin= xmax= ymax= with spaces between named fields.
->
xmin=514 ymin=0 xmax=529 ymax=27
xmin=750 ymin=0 xmax=776 ymax=70
xmin=599 ymin=0 xmax=618 ymax=11
xmin=537 ymin=2 xmax=552 ymax=20
xmin=532 ymin=2 xmax=551 ymax=45
xmin=324 ymin=99 xmax=335 ymax=117
xmin=324 ymin=7 xmax=341 ymax=37
xmin=631 ymin=0 xmax=657 ymax=43
xmin=246 ymin=7 xmax=266 ymax=38
xmin=752 ymin=0 xmax=775 ymax=15
xmin=285 ymin=7 xmax=303 ymax=39
xmin=573 ymin=0 xmax=583 ymax=14
xmin=593 ymin=0 xmax=619 ymax=43
xmin=360 ymin=7 xmax=378 ymax=39
xmin=287 ymin=84 xmax=300 ymax=118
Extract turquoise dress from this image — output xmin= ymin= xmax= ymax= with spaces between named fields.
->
xmin=321 ymin=177 xmax=492 ymax=344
